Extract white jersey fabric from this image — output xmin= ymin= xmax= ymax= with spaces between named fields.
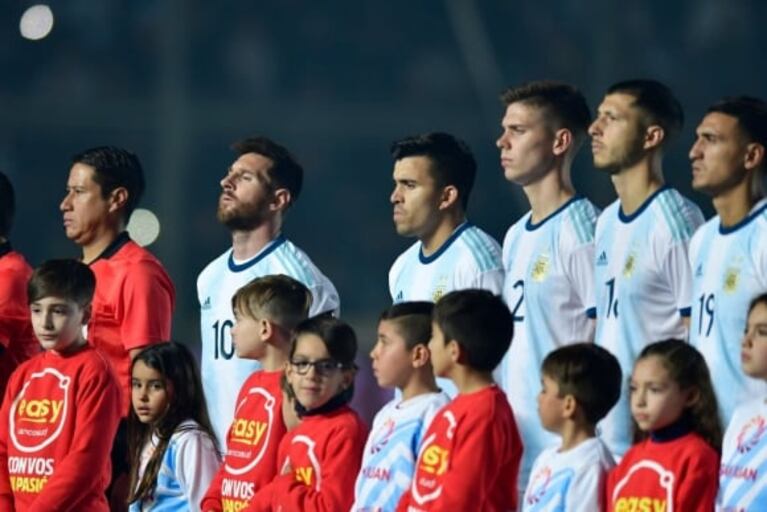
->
xmin=499 ymin=196 xmax=599 ymax=493
xmin=351 ymin=391 xmax=450 ymax=512
xmin=522 ymin=437 xmax=615 ymax=512
xmin=197 ymin=235 xmax=340 ymax=441
xmin=690 ymin=199 xmax=767 ymax=425
xmin=129 ymin=420 xmax=221 ymax=512
xmin=594 ymin=187 xmax=704 ymax=458
xmin=389 ymin=221 xmax=503 ymax=397
xmin=718 ymin=397 xmax=767 ymax=511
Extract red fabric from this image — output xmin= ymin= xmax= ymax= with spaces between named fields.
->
xmin=250 ymin=405 xmax=367 ymax=512
xmin=396 ymin=385 xmax=523 ymax=512
xmin=89 ymin=240 xmax=174 ymax=411
xmin=0 ymin=345 xmax=121 ymax=511
xmin=201 ymin=370 xmax=287 ymax=512
xmin=0 ymin=251 xmax=40 ymax=397
xmin=606 ymin=432 xmax=719 ymax=512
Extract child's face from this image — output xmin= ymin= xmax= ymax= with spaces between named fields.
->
xmin=131 ymin=360 xmax=172 ymax=425
xmin=286 ymin=333 xmax=352 ymax=411
xmin=427 ymin=321 xmax=452 ymax=377
xmin=742 ymin=302 xmax=767 ymax=379
xmin=231 ymin=307 xmax=267 ymax=359
xmin=370 ymin=319 xmax=414 ymax=389
xmin=537 ymin=374 xmax=566 ymax=432
xmin=29 ymin=296 xmax=88 ymax=353
xmin=630 ymin=355 xmax=693 ymax=432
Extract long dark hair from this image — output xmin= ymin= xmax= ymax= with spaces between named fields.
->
xmin=127 ymin=342 xmax=219 ymax=505
xmin=632 ymin=339 xmax=723 ymax=451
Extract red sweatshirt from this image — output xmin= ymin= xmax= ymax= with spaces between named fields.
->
xmin=606 ymin=432 xmax=719 ymax=512
xmin=250 ymin=404 xmax=367 ymax=511
xmin=397 ymin=385 xmax=523 ymax=512
xmin=0 ymin=344 xmax=122 ymax=511
xmin=0 ymin=248 xmax=40 ymax=396
xmin=201 ymin=370 xmax=287 ymax=512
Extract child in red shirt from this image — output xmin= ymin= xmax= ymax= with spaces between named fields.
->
xmin=397 ymin=289 xmax=523 ymax=512
xmin=251 ymin=315 xmax=367 ymax=511
xmin=606 ymin=339 xmax=722 ymax=512
xmin=0 ymin=259 xmax=122 ymax=511
xmin=201 ymin=275 xmax=312 ymax=512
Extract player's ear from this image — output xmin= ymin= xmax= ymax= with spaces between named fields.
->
xmin=107 ymin=187 xmax=129 ymax=214
xmin=562 ymin=394 xmax=577 ymax=419
xmin=744 ymin=142 xmax=765 ymax=171
xmin=643 ymin=125 xmax=665 ymax=150
xmin=448 ymin=339 xmax=464 ymax=364
xmin=411 ymin=344 xmax=431 ymax=368
xmin=270 ymin=188 xmax=292 ymax=212
xmin=438 ymin=185 xmax=459 ymax=211
xmin=552 ymin=128 xmax=572 ymax=157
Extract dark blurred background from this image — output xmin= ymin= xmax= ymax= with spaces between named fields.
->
xmin=1 ymin=0 xmax=765 ymax=420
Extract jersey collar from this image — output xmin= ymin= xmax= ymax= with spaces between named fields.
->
xmin=719 ymin=198 xmax=767 ymax=235
xmin=90 ymin=231 xmax=131 ymax=263
xmin=618 ymin=186 xmax=669 ymax=224
xmin=228 ymin=234 xmax=286 ymax=272
xmin=418 ymin=221 xmax=470 ymax=264
xmin=525 ymin=196 xmax=581 ymax=231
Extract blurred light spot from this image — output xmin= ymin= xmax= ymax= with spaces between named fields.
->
xmin=19 ymin=5 xmax=54 ymax=41
xmin=127 ymin=209 xmax=161 ymax=247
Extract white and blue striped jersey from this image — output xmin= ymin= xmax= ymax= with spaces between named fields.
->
xmin=499 ymin=196 xmax=599 ymax=493
xmin=594 ymin=187 xmax=704 ymax=458
xmin=718 ymin=397 xmax=767 ymax=511
xmin=197 ymin=235 xmax=340 ymax=442
xmin=129 ymin=421 xmax=221 ymax=512
xmin=522 ymin=437 xmax=614 ymax=512
xmin=351 ymin=392 xmax=450 ymax=512
xmin=389 ymin=221 xmax=503 ymax=397
xmin=690 ymin=199 xmax=767 ymax=425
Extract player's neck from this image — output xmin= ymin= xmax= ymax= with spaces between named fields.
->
xmin=420 ymin=212 xmax=465 ymax=256
xmin=523 ymin=170 xmax=575 ymax=224
xmin=81 ymin=224 xmax=123 ymax=264
xmin=713 ymin=180 xmax=757 ymax=227
xmin=231 ymin=221 xmax=281 ymax=261
xmin=558 ymin=420 xmax=595 ymax=452
xmin=612 ymin=160 xmax=664 ymax=216
xmin=451 ymin=367 xmax=494 ymax=395
xmin=400 ymin=370 xmax=440 ymax=402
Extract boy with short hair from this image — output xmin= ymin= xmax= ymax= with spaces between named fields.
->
xmin=397 ymin=289 xmax=522 ymax=511
xmin=522 ymin=343 xmax=621 ymax=511
xmin=352 ymin=302 xmax=450 ymax=511
xmin=201 ymin=274 xmax=312 ymax=512
xmin=0 ymin=259 xmax=122 ymax=510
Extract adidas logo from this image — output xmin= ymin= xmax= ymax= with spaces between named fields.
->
xmin=394 ymin=291 xmax=404 ymax=303
xmin=695 ymin=264 xmax=703 ymax=278
xmin=201 ymin=297 xmax=211 ymax=310
xmin=596 ymin=251 xmax=608 ymax=266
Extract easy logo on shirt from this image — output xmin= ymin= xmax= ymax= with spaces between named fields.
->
xmin=612 ymin=460 xmax=672 ymax=512
xmin=225 ymin=387 xmax=276 ymax=475
xmin=412 ymin=411 xmax=456 ymax=505
xmin=10 ymin=368 xmax=69 ymax=452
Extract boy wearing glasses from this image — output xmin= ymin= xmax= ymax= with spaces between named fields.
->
xmin=201 ymin=275 xmax=311 ymax=512
xmin=351 ymin=302 xmax=450 ymax=511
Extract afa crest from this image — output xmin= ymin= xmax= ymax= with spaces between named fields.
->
xmin=622 ymin=253 xmax=637 ymax=278
xmin=530 ymin=254 xmax=550 ymax=282
xmin=432 ymin=276 xmax=448 ymax=302
xmin=723 ymin=267 xmax=740 ymax=294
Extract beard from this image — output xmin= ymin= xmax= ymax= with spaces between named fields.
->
xmin=216 ymin=194 xmax=269 ymax=231
xmin=595 ymin=136 xmax=646 ymax=176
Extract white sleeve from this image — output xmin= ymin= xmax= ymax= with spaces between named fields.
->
xmin=175 ymin=430 xmax=222 ymax=512
xmin=467 ymin=268 xmax=504 ymax=295
xmin=308 ymin=281 xmax=341 ymax=317
xmin=564 ymin=460 xmax=609 ymax=512
xmin=566 ymin=241 xmax=597 ymax=318
xmin=662 ymin=240 xmax=695 ymax=316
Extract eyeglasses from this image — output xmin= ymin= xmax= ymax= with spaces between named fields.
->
xmin=289 ymin=358 xmax=346 ymax=376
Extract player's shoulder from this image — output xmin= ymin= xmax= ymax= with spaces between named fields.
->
xmin=0 ymin=250 xmax=32 ymax=274
xmin=455 ymin=224 xmax=502 ymax=272
xmin=109 ymin=240 xmax=171 ymax=278
xmin=649 ymin=188 xmax=704 ymax=241
xmin=560 ymin=197 xmax=599 ymax=247
xmin=198 ymin=248 xmax=232 ymax=282
xmin=389 ymin=240 xmax=421 ymax=272
xmin=595 ymin=199 xmax=621 ymax=233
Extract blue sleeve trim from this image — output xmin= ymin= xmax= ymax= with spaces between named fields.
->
xmin=679 ymin=307 xmax=691 ymax=317
xmin=586 ymin=307 xmax=597 ymax=319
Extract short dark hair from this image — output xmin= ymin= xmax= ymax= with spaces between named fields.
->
xmin=379 ymin=301 xmax=434 ymax=350
xmin=232 ymin=274 xmax=312 ymax=331
xmin=542 ymin=343 xmax=622 ymax=425
xmin=707 ymin=96 xmax=767 ymax=149
xmin=390 ymin=132 xmax=476 ymax=210
xmin=71 ymin=146 xmax=145 ymax=220
xmin=232 ymin=136 xmax=304 ymax=206
xmin=501 ymin=81 xmax=591 ymax=147
xmin=28 ymin=259 xmax=96 ymax=307
xmin=291 ymin=315 xmax=358 ymax=368
xmin=433 ymin=289 xmax=513 ymax=372
xmin=0 ymin=172 xmax=15 ymax=238
xmin=607 ymin=79 xmax=684 ymax=145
